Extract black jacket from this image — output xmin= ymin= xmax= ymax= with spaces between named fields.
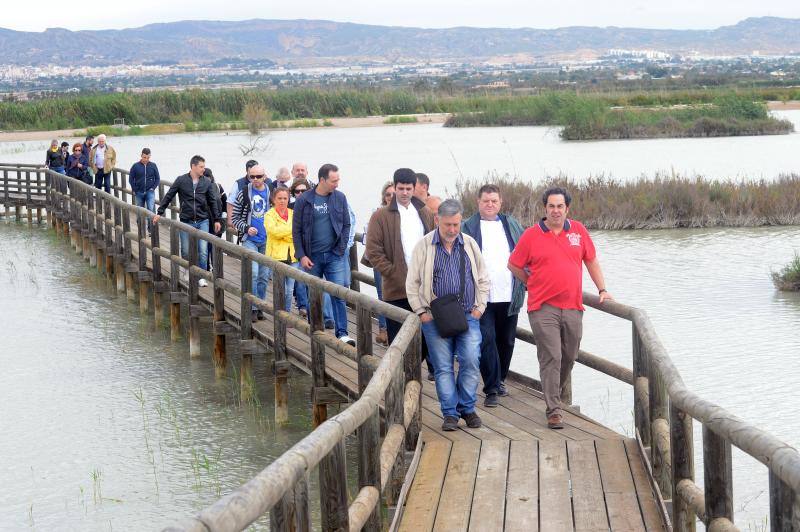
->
xmin=45 ymin=149 xmax=65 ymax=168
xmin=156 ymin=173 xmax=221 ymax=223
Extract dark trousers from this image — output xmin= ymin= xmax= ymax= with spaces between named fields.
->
xmin=479 ymin=302 xmax=519 ymax=395
xmin=94 ymin=169 xmax=111 ymax=194
xmin=385 ymin=298 xmax=434 ymax=374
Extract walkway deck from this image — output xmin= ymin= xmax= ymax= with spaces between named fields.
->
xmin=131 ymin=221 xmax=667 ymax=532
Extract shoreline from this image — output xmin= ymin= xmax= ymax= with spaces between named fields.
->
xmin=0 ymin=113 xmax=449 ymax=142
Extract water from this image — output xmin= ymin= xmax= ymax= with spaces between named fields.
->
xmin=0 ymin=224 xmax=323 ymax=530
xmin=2 ymin=117 xmax=800 ymax=528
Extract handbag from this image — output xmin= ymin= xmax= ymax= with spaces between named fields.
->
xmin=429 ymin=246 xmax=469 ymax=338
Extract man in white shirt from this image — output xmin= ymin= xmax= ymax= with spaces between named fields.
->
xmin=462 ymin=184 xmax=526 ymax=407
xmin=365 ymin=168 xmax=436 ymax=377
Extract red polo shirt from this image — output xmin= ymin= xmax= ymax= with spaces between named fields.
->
xmin=508 ymin=219 xmax=596 ymax=312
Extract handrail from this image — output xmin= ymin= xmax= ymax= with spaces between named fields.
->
xmin=4 ymin=164 xmax=799 ymax=531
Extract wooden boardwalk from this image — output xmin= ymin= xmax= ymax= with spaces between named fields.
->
xmin=132 ymin=221 xmax=667 ymax=532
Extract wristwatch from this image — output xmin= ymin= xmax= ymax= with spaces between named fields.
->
xmin=598 ymin=288 xmax=607 ymax=294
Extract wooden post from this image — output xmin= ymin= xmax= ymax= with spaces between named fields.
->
xmin=212 ymin=245 xmax=227 ymax=375
xmin=187 ymin=232 xmax=201 ymax=358
xmin=356 ymin=303 xmax=382 ymax=531
xmin=703 ymin=426 xmax=734 ymax=525
xmin=649 ymin=358 xmax=671 ymax=499
xmin=151 ymin=220 xmax=164 ymax=327
xmin=94 ymin=193 xmax=104 ymax=272
xmin=769 ymin=471 xmax=799 ymax=532
xmin=169 ymin=225 xmax=182 ymax=341
xmin=270 ymin=474 xmax=311 ymax=532
xmin=670 ymin=403 xmax=695 ymax=532
xmin=112 ymin=170 xmax=120 ymax=199
xmin=273 ymin=269 xmax=289 ymax=425
xmin=137 ymin=212 xmax=150 ymax=314
xmin=122 ymin=208 xmax=136 ymax=302
xmin=87 ymin=190 xmax=97 ymax=267
xmin=319 ymin=440 xmax=350 ymax=532
xmin=309 ymin=285 xmax=327 ymax=427
xmin=348 ymin=244 xmax=360 ymax=293
xmin=24 ymin=170 xmax=32 ymax=226
xmin=35 ymin=170 xmax=43 ymax=225
xmin=240 ymin=253 xmax=254 ymax=401
xmin=633 ymin=322 xmax=651 ymax=448
xmin=104 ymin=198 xmax=114 ymax=280
xmin=405 ymin=326 xmax=423 ymax=452
xmin=114 ymin=204 xmax=126 ymax=293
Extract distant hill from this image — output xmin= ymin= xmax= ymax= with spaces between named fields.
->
xmin=1 ymin=17 xmax=799 ymax=66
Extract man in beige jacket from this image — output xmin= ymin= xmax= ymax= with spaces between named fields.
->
xmin=406 ymin=199 xmax=491 ymax=431
xmin=89 ymin=134 xmax=117 ymax=194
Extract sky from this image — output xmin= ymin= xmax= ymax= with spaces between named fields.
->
xmin=2 ymin=0 xmax=799 ymax=32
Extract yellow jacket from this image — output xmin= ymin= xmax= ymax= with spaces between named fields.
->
xmin=265 ymin=207 xmax=296 ymax=263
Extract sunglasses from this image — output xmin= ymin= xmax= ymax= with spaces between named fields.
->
xmin=250 ymin=174 xmax=266 ymax=179
xmin=293 ymin=188 xmax=307 ymax=194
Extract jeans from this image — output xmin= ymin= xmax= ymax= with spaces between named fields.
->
xmin=373 ymin=269 xmax=387 ymax=330
xmin=178 ymin=219 xmax=210 ymax=271
xmin=307 ymin=251 xmax=349 ymax=338
xmin=281 ymin=263 xmax=298 ymax=312
xmin=421 ymin=313 xmax=482 ymax=418
xmin=94 ymin=169 xmax=111 ymax=193
xmin=293 ymin=263 xmax=308 ymax=311
xmin=243 ymin=239 xmax=271 ymax=310
xmin=134 ymin=190 xmax=156 ymax=212
xmin=386 ymin=298 xmax=433 ymax=374
xmin=478 ymin=302 xmax=519 ymax=395
xmin=51 ymin=166 xmax=65 ymax=175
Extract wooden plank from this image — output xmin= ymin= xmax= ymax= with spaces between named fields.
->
xmin=595 ymin=439 xmax=647 ymax=531
xmin=623 ymin=439 xmax=666 ymax=531
xmin=505 ymin=440 xmax=539 ymax=532
xmin=467 ymin=440 xmax=509 ymax=532
xmin=567 ymin=440 xmax=609 ymax=531
xmin=398 ymin=440 xmax=452 ymax=532
xmin=432 ymin=440 xmax=480 ymax=532
xmin=538 ymin=440 xmax=574 ymax=532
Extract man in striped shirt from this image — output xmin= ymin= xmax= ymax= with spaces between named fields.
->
xmin=406 ymin=199 xmax=491 ymax=431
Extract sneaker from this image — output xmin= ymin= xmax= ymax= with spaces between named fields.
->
xmin=461 ymin=411 xmax=482 ymax=429
xmin=441 ymin=416 xmax=459 ymax=432
xmin=257 ymin=310 xmax=265 ymax=321
xmin=484 ymin=393 xmax=499 ymax=408
xmin=427 ymin=371 xmax=435 ymax=382
xmin=298 ymin=308 xmax=308 ymax=318
xmin=375 ymin=327 xmax=388 ymax=346
xmin=325 ymin=320 xmax=335 ymax=330
xmin=198 ymin=278 xmax=208 ymax=287
xmin=251 ymin=309 xmax=259 ymax=322
xmin=339 ymin=335 xmax=356 ymax=347
xmin=498 ymin=381 xmax=509 ymax=396
xmin=547 ymin=414 xmax=564 ymax=430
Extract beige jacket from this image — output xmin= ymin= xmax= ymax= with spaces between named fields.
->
xmin=406 ymin=230 xmax=491 ymax=316
xmin=89 ymin=144 xmax=117 ymax=173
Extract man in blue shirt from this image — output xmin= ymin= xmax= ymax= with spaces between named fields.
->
xmin=231 ymin=164 xmax=272 ymax=321
xmin=129 ymin=148 xmax=161 ymax=223
xmin=292 ymin=163 xmax=355 ymax=346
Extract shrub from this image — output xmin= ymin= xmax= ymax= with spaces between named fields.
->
xmin=772 ymin=254 xmax=800 ymax=291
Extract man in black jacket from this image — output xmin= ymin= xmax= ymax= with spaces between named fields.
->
xmin=153 ymin=155 xmax=221 ymax=286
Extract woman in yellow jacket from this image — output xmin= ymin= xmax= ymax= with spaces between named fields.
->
xmin=265 ymin=188 xmax=298 ymax=312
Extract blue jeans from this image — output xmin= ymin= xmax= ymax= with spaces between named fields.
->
xmin=421 ymin=314 xmax=482 ymax=418
xmin=373 ymin=269 xmax=387 ymax=330
xmin=179 ymin=219 xmax=210 ymax=271
xmin=134 ymin=190 xmax=156 ymax=212
xmin=293 ymin=263 xmax=308 ymax=311
xmin=282 ymin=263 xmax=298 ymax=312
xmin=51 ymin=166 xmax=65 ymax=175
xmin=243 ymin=239 xmax=271 ymax=310
xmin=308 ymin=251 xmax=348 ymax=338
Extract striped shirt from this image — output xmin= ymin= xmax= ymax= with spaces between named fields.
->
xmin=432 ymin=230 xmax=475 ymax=312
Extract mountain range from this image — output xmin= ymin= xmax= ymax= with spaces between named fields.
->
xmin=1 ymin=17 xmax=799 ymax=67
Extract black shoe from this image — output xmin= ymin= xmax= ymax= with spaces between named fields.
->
xmin=257 ymin=310 xmax=265 ymax=321
xmin=427 ymin=371 xmax=435 ymax=382
xmin=251 ymin=310 xmax=259 ymax=322
xmin=441 ymin=416 xmax=459 ymax=431
xmin=325 ymin=320 xmax=335 ymax=330
xmin=461 ymin=411 xmax=482 ymax=429
xmin=498 ymin=381 xmax=509 ymax=397
xmin=484 ymin=393 xmax=498 ymax=408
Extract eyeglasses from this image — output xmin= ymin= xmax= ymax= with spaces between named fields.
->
xmin=250 ymin=174 xmax=266 ymax=180
xmin=293 ymin=188 xmax=307 ymax=194
xmin=74 ymin=149 xmax=82 ymax=152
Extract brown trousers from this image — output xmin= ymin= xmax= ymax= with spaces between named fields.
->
xmin=528 ymin=304 xmax=583 ymax=417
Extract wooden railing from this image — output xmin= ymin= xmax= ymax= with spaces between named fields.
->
xmin=2 ymin=164 xmax=799 ymax=531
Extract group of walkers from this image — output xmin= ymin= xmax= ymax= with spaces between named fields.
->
xmin=45 ymin=134 xmax=117 ymax=193
xmin=54 ymin=140 xmax=613 ymax=433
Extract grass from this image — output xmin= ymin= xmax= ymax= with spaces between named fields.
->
xmin=771 ymin=253 xmax=800 ymax=291
xmin=445 ymin=92 xmax=794 ymax=140
xmin=384 ymin=115 xmax=418 ymax=124
xmin=456 ymin=173 xmax=800 ymax=230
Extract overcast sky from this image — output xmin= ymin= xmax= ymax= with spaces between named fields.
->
xmin=2 ymin=0 xmax=799 ymax=32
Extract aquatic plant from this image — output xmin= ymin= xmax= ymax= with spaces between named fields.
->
xmin=771 ymin=253 xmax=800 ymax=292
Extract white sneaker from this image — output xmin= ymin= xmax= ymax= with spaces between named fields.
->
xmin=339 ymin=335 xmax=356 ymax=347
xmin=198 ymin=278 xmax=208 ymax=287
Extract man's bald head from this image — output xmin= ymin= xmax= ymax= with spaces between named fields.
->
xmin=291 ymin=162 xmax=308 ymax=180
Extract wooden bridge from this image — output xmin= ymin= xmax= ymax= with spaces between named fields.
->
xmin=2 ymin=162 xmax=800 ymax=532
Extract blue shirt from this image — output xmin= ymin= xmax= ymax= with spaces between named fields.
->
xmin=311 ymin=193 xmax=336 ymax=254
xmin=249 ymin=188 xmax=269 ymax=244
xmin=432 ymin=231 xmax=476 ymax=312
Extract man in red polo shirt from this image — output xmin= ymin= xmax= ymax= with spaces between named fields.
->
xmin=508 ymin=187 xmax=613 ymax=429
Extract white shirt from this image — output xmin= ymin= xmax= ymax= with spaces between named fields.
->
xmin=94 ymin=145 xmax=106 ymax=168
xmin=480 ymin=219 xmax=513 ymax=302
xmin=398 ymin=202 xmax=425 ymax=267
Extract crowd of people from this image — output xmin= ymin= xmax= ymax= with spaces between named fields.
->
xmin=51 ymin=138 xmax=613 ymax=432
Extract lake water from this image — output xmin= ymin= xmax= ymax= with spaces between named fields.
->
xmin=2 ymin=116 xmax=799 ymax=529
